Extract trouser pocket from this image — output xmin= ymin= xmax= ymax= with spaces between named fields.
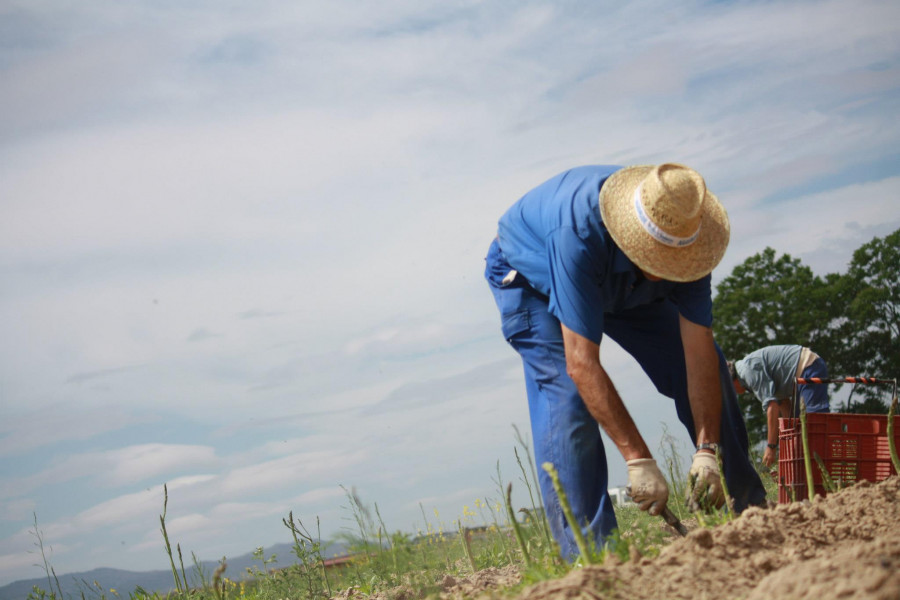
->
xmin=485 ymin=238 xmax=562 ymax=384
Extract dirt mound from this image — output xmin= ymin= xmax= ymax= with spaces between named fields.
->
xmin=439 ymin=566 xmax=521 ymax=598
xmin=516 ymin=476 xmax=900 ymax=600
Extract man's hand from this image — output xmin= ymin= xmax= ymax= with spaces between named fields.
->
xmin=687 ymin=452 xmax=726 ymax=512
xmin=762 ymin=445 xmax=777 ymax=467
xmin=626 ymin=458 xmax=669 ymax=515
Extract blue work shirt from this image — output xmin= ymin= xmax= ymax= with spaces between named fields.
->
xmin=735 ymin=345 xmax=804 ymax=409
xmin=497 ymin=165 xmax=713 ymax=344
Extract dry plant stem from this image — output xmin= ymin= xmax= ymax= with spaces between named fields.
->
xmin=316 ymin=516 xmax=332 ymax=597
xmin=212 ymin=561 xmax=227 ymax=600
xmin=514 ymin=448 xmax=544 ymax=538
xmin=418 ymin=502 xmax=431 ymax=537
xmin=342 ymin=485 xmax=372 ymax=553
xmin=714 ymin=448 xmax=735 ymax=514
xmin=458 ymin=521 xmax=477 ymax=574
xmin=160 ymin=484 xmax=186 ymax=595
xmin=190 ymin=551 xmax=208 ymax=592
xmin=50 ymin=566 xmax=63 ymax=600
xmin=542 ymin=462 xmax=594 ymax=565
xmin=814 ymin=452 xmax=837 ymax=493
xmin=283 ymin=511 xmax=333 ymax=597
xmin=31 ymin=513 xmax=64 ymax=600
xmin=178 ymin=544 xmax=188 ymax=592
xmin=505 ymin=483 xmax=534 ymax=569
xmin=800 ymin=400 xmax=815 ymax=501
xmin=513 ymin=424 xmax=553 ymax=547
xmin=660 ymin=426 xmax=688 ymax=515
xmin=889 ymin=397 xmax=900 ymax=476
xmin=491 ymin=461 xmax=516 ymax=564
xmin=486 ymin=495 xmax=515 ymax=564
xmin=375 ymin=503 xmax=398 ymax=579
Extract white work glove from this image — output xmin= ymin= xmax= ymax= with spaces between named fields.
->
xmin=626 ymin=458 xmax=669 ymax=516
xmin=687 ymin=452 xmax=726 ymax=512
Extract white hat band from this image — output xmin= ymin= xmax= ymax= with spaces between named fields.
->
xmin=633 ymin=185 xmax=701 ymax=248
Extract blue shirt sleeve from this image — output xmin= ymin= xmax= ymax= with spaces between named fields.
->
xmin=545 ymin=227 xmax=607 ymax=344
xmin=670 ymin=275 xmax=713 ymax=327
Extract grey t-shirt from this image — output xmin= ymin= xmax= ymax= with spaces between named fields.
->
xmin=735 ymin=345 xmax=803 ymax=410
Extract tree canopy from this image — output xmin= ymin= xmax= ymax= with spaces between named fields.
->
xmin=713 ymin=228 xmax=900 ymax=445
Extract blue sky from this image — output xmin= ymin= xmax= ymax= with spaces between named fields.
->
xmin=1 ymin=0 xmax=899 ymax=586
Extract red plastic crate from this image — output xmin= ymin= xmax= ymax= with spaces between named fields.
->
xmin=777 ymin=412 xmax=900 ymax=503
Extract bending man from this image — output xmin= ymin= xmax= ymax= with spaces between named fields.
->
xmin=728 ymin=344 xmax=830 ymax=467
xmin=484 ymin=164 xmax=765 ymax=557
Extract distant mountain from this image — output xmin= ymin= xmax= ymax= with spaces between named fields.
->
xmin=0 ymin=541 xmax=349 ymax=600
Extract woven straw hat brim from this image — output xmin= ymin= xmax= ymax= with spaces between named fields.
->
xmin=599 ymin=165 xmax=730 ymax=282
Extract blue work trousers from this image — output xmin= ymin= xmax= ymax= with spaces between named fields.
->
xmin=797 ymin=358 xmax=830 ymax=413
xmin=485 ymin=239 xmax=765 ymax=558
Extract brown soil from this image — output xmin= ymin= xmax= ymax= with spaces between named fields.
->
xmin=439 ymin=476 xmax=900 ymax=600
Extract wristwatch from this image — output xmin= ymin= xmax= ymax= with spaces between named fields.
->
xmin=696 ymin=442 xmax=719 ymax=453
xmin=767 ymin=443 xmax=778 ymax=450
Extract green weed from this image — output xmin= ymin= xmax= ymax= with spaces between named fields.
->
xmin=29 ymin=431 xmax=728 ymax=600
xmin=28 ymin=513 xmax=64 ymax=600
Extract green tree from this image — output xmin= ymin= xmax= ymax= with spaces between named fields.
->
xmin=713 ymin=231 xmax=900 ymax=440
xmin=823 ymin=228 xmax=900 ymax=410
xmin=713 ymin=248 xmax=831 ymax=358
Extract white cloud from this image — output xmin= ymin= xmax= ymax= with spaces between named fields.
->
xmin=219 ymin=450 xmax=369 ymax=496
xmin=163 ymin=513 xmax=211 ymax=537
xmin=0 ymin=405 xmax=160 ymax=457
xmin=289 ymin=486 xmax=346 ymax=506
xmin=0 ymin=445 xmax=220 ymax=501
xmin=40 ymin=488 xmax=161 ymax=542
xmin=0 ymin=550 xmax=49 ymax=581
xmin=1 ymin=0 xmax=899 ymax=587
xmin=0 ymin=499 xmax=36 ymax=524
xmin=103 ymin=445 xmax=220 ymax=485
xmin=725 ymin=176 xmax=900 ymax=275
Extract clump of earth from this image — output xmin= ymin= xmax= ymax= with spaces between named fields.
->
xmin=437 ymin=476 xmax=900 ymax=600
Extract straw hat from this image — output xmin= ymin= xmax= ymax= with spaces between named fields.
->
xmin=599 ymin=163 xmax=730 ymax=282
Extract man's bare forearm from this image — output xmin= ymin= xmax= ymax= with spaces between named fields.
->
xmin=766 ymin=402 xmax=783 ymax=445
xmin=561 ymin=324 xmax=651 ymax=461
xmin=679 ymin=316 xmax=722 ymax=447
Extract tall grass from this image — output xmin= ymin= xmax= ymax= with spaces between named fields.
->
xmin=27 ymin=429 xmax=781 ymax=600
xmin=29 ymin=514 xmax=64 ymax=600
